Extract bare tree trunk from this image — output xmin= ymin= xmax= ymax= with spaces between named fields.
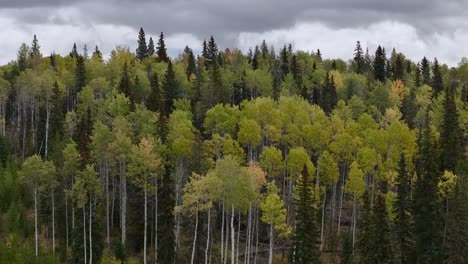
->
xmin=65 ymin=189 xmax=69 ymax=260
xmin=44 ymin=102 xmax=50 ymax=158
xmin=231 ymin=205 xmax=235 ymax=264
xmin=106 ymin=162 xmax=110 ymax=249
xmin=155 ymin=178 xmax=158 ymax=264
xmin=52 ymin=190 xmax=55 ymax=254
xmin=254 ymin=207 xmax=259 ymax=264
xmin=236 ymin=211 xmax=241 ymax=264
xmin=83 ymin=207 xmax=87 ymax=264
xmin=89 ymin=199 xmax=93 ymax=264
xmin=34 ymin=188 xmax=38 ymax=257
xmin=268 ymin=222 xmax=274 ymax=264
xmin=245 ymin=204 xmax=252 ymax=264
xmin=144 ymin=184 xmax=148 ymax=264
xmin=320 ymin=189 xmax=327 ymax=251
xmin=205 ymin=206 xmax=211 ymax=264
xmin=337 ymin=167 xmax=345 ymax=235
xmin=191 ymin=209 xmax=199 ymax=264
xmin=220 ymin=201 xmax=225 ymax=263
xmin=352 ymin=194 xmax=357 ymax=253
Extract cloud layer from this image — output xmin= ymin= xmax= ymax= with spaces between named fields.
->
xmin=1 ymin=0 xmax=467 ymax=65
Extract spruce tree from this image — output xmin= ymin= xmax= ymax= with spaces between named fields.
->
xmin=146 ymin=72 xmax=161 ymax=112
xmin=185 ymin=47 xmax=196 ymax=80
xmin=157 ymin=164 xmax=175 ymax=264
xmin=252 ymin=45 xmax=259 ymax=70
xmin=92 ymin=45 xmax=102 ymax=61
xmin=280 ymin=45 xmax=289 ymax=79
xmin=118 ymin=61 xmax=134 ymax=110
xmin=147 ymin=37 xmax=155 ymax=57
xmin=354 ymin=41 xmax=364 ymax=74
xmin=420 ymin=57 xmax=431 ymax=86
xmin=290 ymin=165 xmax=321 ymax=264
xmin=439 ymin=80 xmax=463 ymax=172
xmin=414 ymin=62 xmax=421 ymax=87
xmin=70 ymin=43 xmax=79 ymax=58
xmin=202 ymin=40 xmax=208 ymax=59
xmin=393 ymin=154 xmax=414 ymax=264
xmin=401 ymin=86 xmax=417 ymax=129
xmin=136 ymin=27 xmax=148 ymax=61
xmin=83 ymin=44 xmax=88 ymax=60
xmin=30 ymin=34 xmax=40 ymax=58
xmin=157 ymin=32 xmax=169 ymax=62
xmin=207 ymin=36 xmax=218 ymax=65
xmin=71 ymin=55 xmax=86 ymax=111
xmin=373 ymin=45 xmax=386 ymax=83
xmin=261 ymin=40 xmax=269 ymax=59
xmin=162 ymin=60 xmax=179 ymax=114
xmin=413 ymin=113 xmax=443 ymax=263
xmin=368 ymin=194 xmax=395 ymax=263
xmin=393 ymin=54 xmax=404 ymax=81
xmin=291 ymin=55 xmax=302 ymax=91
xmin=316 ymin=49 xmax=322 ymax=62
xmin=357 ymin=191 xmax=372 ymax=263
xmin=431 ymin=58 xmax=444 ymax=97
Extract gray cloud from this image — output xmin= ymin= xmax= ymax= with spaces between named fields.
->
xmin=0 ymin=0 xmax=467 ymax=65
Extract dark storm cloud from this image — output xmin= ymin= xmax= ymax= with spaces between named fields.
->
xmin=3 ymin=0 xmax=467 ymax=40
xmin=1 ymin=0 xmax=468 ymax=65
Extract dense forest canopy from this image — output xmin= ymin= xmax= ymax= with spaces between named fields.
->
xmin=0 ymin=29 xmax=467 ymax=264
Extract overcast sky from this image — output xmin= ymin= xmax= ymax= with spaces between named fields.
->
xmin=1 ymin=0 xmax=468 ymax=66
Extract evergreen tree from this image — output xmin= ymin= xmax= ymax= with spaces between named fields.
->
xmin=280 ymin=45 xmax=289 ymax=79
xmin=202 ymin=40 xmax=208 ymax=59
xmin=406 ymin=60 xmax=412 ymax=74
xmin=341 ymin=234 xmax=354 ymax=264
xmin=30 ymin=34 xmax=40 ymax=58
xmin=92 ymin=46 xmax=102 ymax=61
xmin=147 ymin=72 xmax=161 ymax=112
xmin=252 ymin=45 xmax=259 ymax=70
xmin=393 ymin=54 xmax=404 ymax=81
xmin=207 ymin=36 xmax=218 ymax=65
xmin=70 ymin=43 xmax=79 ymax=58
xmin=368 ymin=194 xmax=395 ymax=263
xmin=431 ymin=58 xmax=444 ymax=97
xmin=414 ymin=62 xmax=421 ymax=87
xmin=331 ymin=60 xmax=337 ymax=70
xmin=291 ymin=55 xmax=302 ymax=91
xmin=373 ymin=45 xmax=386 ymax=83
xmin=316 ymin=49 xmax=322 ymax=62
xmin=261 ymin=40 xmax=269 ymax=59
xmin=185 ymin=47 xmax=196 ymax=80
xmin=162 ymin=60 xmax=179 ymax=115
xmin=420 ymin=57 xmax=431 ymax=86
xmin=147 ymin=37 xmax=155 ymax=57
xmin=290 ymin=165 xmax=321 ymax=264
xmin=401 ymin=86 xmax=417 ymax=129
xmin=357 ymin=191 xmax=372 ymax=263
xmin=136 ymin=27 xmax=148 ymax=61
xmin=320 ymin=73 xmax=337 ymax=114
xmin=354 ymin=41 xmax=364 ymax=74
xmin=393 ymin=154 xmax=414 ymax=264
xmin=118 ymin=61 xmax=134 ymax=108
xmin=413 ymin=113 xmax=443 ymax=263
xmin=157 ymin=164 xmax=175 ymax=264
xmin=439 ymin=81 xmax=463 ymax=172
xmin=71 ymin=55 xmax=86 ymax=111
xmin=157 ymin=32 xmax=169 ymax=62
xmin=83 ymin=44 xmax=88 ymax=60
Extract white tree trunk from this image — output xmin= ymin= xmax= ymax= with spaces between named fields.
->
xmin=205 ymin=207 xmax=211 ymax=264
xmin=268 ymin=222 xmax=274 ymax=264
xmin=231 ymin=205 xmax=235 ymax=264
xmin=144 ymin=184 xmax=148 ymax=264
xmin=83 ymin=207 xmax=87 ymax=264
xmin=352 ymin=194 xmax=357 ymax=253
xmin=236 ymin=211 xmax=241 ymax=264
xmin=191 ymin=209 xmax=199 ymax=264
xmin=106 ymin=162 xmax=110 ymax=249
xmin=34 ymin=188 xmax=38 ymax=257
xmin=52 ymin=190 xmax=55 ymax=254
xmin=245 ymin=205 xmax=251 ymax=264
xmin=155 ymin=178 xmax=158 ymax=264
xmin=220 ymin=202 xmax=225 ymax=263
xmin=89 ymin=199 xmax=92 ymax=264
xmin=65 ymin=190 xmax=69 ymax=260
xmin=44 ymin=102 xmax=50 ymax=158
xmin=320 ymin=189 xmax=327 ymax=251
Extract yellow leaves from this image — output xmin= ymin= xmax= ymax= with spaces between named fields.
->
xmin=391 ymin=79 xmax=405 ymax=97
xmin=329 ymin=70 xmax=344 ymax=90
xmin=438 ymin=171 xmax=458 ymax=198
xmin=344 ymin=162 xmax=365 ymax=198
xmin=260 ymin=182 xmax=292 ymax=238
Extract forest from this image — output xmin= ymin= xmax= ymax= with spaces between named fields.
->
xmin=0 ymin=28 xmax=466 ymax=264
